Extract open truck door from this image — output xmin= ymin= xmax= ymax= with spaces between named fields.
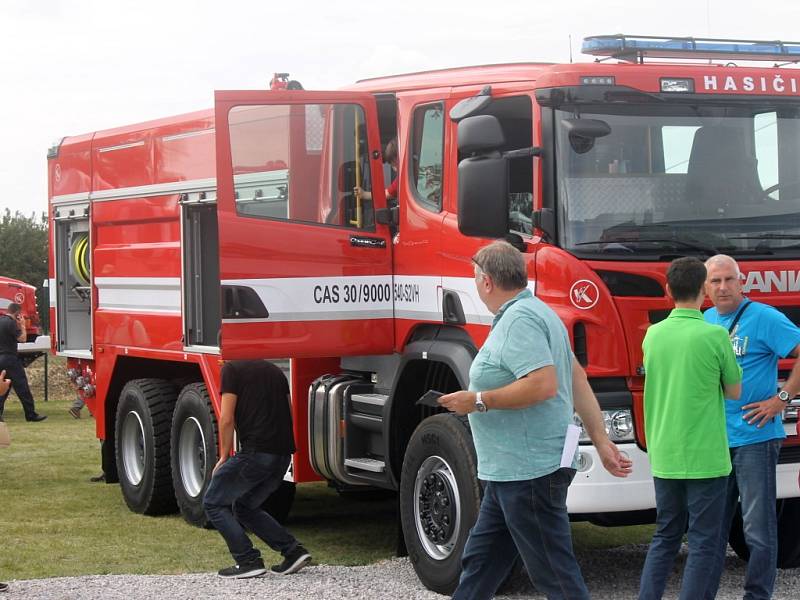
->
xmin=214 ymin=90 xmax=393 ymax=359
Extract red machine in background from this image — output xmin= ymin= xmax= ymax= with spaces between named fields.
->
xmin=48 ymin=36 xmax=800 ymax=593
xmin=0 ymin=275 xmax=49 ymax=365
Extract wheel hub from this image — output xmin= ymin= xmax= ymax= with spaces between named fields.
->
xmin=419 ymin=473 xmax=455 ymax=544
xmin=121 ymin=410 xmax=146 ymax=486
xmin=178 ymin=416 xmax=207 ymax=498
xmin=413 ymin=455 xmax=462 ymax=560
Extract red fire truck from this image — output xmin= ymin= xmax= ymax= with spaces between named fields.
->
xmin=48 ymin=35 xmax=800 ymax=592
xmin=0 ymin=276 xmax=49 ymax=365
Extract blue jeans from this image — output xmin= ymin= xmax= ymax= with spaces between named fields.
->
xmin=704 ymin=439 xmax=781 ymax=600
xmin=452 ymin=468 xmax=589 ymax=600
xmin=203 ymin=451 xmax=298 ymax=564
xmin=639 ymin=476 xmax=728 ymax=600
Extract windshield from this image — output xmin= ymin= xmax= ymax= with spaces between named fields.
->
xmin=556 ymin=102 xmax=800 ymax=259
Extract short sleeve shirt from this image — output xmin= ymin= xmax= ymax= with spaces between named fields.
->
xmin=642 ymin=308 xmax=741 ymax=478
xmin=467 ymin=289 xmax=575 ymax=482
xmin=220 ymin=360 xmax=295 ymax=455
xmin=0 ymin=315 xmax=20 ymax=355
xmin=704 ymin=300 xmax=800 ymax=447
xmin=386 ymin=176 xmax=398 ymax=199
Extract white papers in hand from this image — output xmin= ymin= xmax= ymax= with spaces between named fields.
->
xmin=560 ymin=423 xmax=581 ymax=468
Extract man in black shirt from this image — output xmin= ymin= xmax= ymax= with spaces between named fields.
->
xmin=0 ymin=303 xmax=45 ymax=422
xmin=203 ymin=360 xmax=311 ymax=578
xmin=0 ymin=369 xmax=9 ymax=592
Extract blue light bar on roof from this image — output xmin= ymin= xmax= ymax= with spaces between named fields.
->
xmin=583 ymin=34 xmax=800 ymax=62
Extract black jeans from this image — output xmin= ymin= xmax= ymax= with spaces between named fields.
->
xmin=0 ymin=354 xmax=36 ymax=419
xmin=203 ymin=451 xmax=298 ymax=564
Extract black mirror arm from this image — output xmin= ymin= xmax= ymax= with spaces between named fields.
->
xmin=375 ymin=205 xmax=399 ymax=227
xmin=503 ymin=147 xmax=543 ymax=160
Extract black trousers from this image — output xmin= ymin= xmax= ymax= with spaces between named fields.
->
xmin=0 ymin=354 xmax=36 ymax=419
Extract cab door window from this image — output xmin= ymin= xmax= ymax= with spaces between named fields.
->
xmin=409 ymin=102 xmax=444 ymax=210
xmin=228 ymin=103 xmax=375 ymax=229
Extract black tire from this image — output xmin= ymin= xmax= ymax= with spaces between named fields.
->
xmin=115 ymin=379 xmax=178 ymax=515
xmin=728 ymin=497 xmax=800 ymax=568
xmin=262 ymin=480 xmax=297 ymax=524
xmin=171 ymin=383 xmax=218 ymax=527
xmin=400 ymin=414 xmax=481 ymax=595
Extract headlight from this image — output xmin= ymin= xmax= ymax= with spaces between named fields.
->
xmin=574 ymin=408 xmax=635 ymax=443
xmin=608 ymin=410 xmax=634 ymax=441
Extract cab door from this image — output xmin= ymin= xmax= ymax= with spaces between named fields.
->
xmin=215 ymin=91 xmax=393 ymax=359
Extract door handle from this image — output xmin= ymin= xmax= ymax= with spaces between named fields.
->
xmin=350 ymin=236 xmax=386 ymax=249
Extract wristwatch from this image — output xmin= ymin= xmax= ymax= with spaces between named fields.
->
xmin=474 ymin=392 xmax=488 ymax=413
xmin=778 ymin=389 xmax=792 ymax=403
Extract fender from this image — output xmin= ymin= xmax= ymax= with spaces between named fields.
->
xmin=383 ymin=325 xmax=478 ymax=487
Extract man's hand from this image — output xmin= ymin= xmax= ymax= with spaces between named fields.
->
xmin=0 ymin=370 xmax=9 ymax=395
xmin=742 ymin=396 xmax=785 ymax=427
xmin=595 ymin=439 xmax=633 ymax=478
xmin=438 ymin=390 xmax=477 ymax=415
xmin=212 ymin=456 xmax=227 ymax=476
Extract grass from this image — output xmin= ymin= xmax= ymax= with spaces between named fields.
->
xmin=0 ymin=358 xmax=654 ymax=580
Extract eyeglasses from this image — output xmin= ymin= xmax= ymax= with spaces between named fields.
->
xmin=471 ymin=257 xmax=488 ymax=280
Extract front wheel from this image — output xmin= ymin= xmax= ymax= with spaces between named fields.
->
xmin=728 ymin=497 xmax=800 ymax=568
xmin=400 ymin=414 xmax=481 ymax=595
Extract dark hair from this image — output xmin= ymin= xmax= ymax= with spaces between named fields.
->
xmin=6 ymin=303 xmax=21 ymax=315
xmin=384 ymin=138 xmax=398 ymax=164
xmin=666 ymin=257 xmax=706 ymax=301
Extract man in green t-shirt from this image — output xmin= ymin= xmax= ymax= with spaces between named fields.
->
xmin=639 ymin=257 xmax=741 ymax=600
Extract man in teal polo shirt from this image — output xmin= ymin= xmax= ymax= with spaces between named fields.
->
xmin=439 ymin=240 xmax=632 ymax=600
xmin=638 ymin=257 xmax=741 ymax=600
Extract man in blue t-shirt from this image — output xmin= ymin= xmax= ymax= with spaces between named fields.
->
xmin=703 ymin=254 xmax=800 ymax=600
xmin=439 ymin=241 xmax=631 ymax=600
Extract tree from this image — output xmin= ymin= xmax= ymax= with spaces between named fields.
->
xmin=0 ymin=209 xmax=49 ymax=328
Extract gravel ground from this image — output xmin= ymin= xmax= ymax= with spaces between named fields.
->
xmin=5 ymin=546 xmax=799 ymax=599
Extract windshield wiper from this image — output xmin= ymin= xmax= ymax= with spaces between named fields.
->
xmin=575 ymin=237 xmax=719 ymax=256
xmin=727 ymin=234 xmax=800 ymax=240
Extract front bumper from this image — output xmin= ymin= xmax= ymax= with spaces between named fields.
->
xmin=567 ymin=443 xmax=655 ymax=513
xmin=566 ymin=440 xmax=800 ymax=515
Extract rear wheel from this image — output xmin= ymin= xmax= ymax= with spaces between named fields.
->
xmin=115 ymin=379 xmax=178 ymax=515
xmin=171 ymin=383 xmax=218 ymax=527
xmin=400 ymin=414 xmax=481 ymax=595
xmin=728 ymin=497 xmax=800 ymax=568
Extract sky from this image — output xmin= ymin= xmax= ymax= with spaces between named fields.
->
xmin=2 ymin=0 xmax=800 ymax=217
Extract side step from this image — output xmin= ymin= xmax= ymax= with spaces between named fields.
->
xmin=344 ymin=457 xmax=386 ymax=473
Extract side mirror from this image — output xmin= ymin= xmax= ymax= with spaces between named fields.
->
xmin=457 ymin=115 xmax=506 ymax=154
xmin=456 ymin=114 xmax=509 ymax=238
xmin=458 ymin=154 xmax=509 ymax=238
xmin=561 ymin=118 xmax=611 ymax=154
xmin=449 ymin=86 xmax=492 ymax=122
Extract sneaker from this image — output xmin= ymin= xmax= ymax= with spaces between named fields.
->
xmin=89 ymin=473 xmax=105 ymax=483
xmin=271 ymin=546 xmax=311 ymax=575
xmin=26 ymin=414 xmax=47 ymax=422
xmin=217 ymin=558 xmax=266 ymax=579
xmin=69 ymin=407 xmax=81 ymax=419
xmin=0 ymin=581 xmax=7 ymax=592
